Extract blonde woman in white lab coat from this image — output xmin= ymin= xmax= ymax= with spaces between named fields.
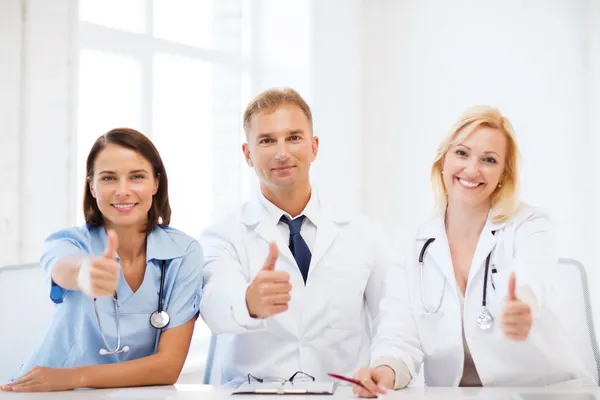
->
xmin=352 ymin=106 xmax=594 ymax=396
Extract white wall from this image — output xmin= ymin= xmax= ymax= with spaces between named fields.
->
xmin=362 ymin=0 xmax=599 ymax=324
xmin=310 ymin=0 xmax=364 ymax=212
xmin=363 ymin=0 xmax=591 ymax=242
xmin=246 ymin=0 xmax=365 ymax=212
xmin=0 ymin=0 xmax=23 ymax=266
xmin=0 ymin=0 xmax=77 ymax=266
xmin=589 ymin=0 xmax=600 ymax=327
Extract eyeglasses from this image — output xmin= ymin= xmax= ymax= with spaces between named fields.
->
xmin=247 ymin=371 xmax=315 ymax=384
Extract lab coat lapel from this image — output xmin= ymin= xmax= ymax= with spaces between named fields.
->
xmin=241 ymin=195 xmax=295 ymax=265
xmin=424 ymin=232 xmax=456 ymax=290
xmin=417 ymin=215 xmax=456 ymax=288
xmin=254 ymin=221 xmax=296 ymax=265
xmin=307 ymin=217 xmax=339 ymax=278
xmin=467 ymin=220 xmax=500 ymax=284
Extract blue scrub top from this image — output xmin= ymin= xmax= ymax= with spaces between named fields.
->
xmin=13 ymin=224 xmax=203 ymax=379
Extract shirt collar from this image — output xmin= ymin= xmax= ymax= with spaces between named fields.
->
xmin=145 ymin=226 xmax=187 ymax=261
xmin=258 ymin=189 xmax=321 ymax=228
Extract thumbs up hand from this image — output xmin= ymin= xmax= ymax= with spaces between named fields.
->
xmin=246 ymin=242 xmax=292 ymax=319
xmin=77 ymin=229 xmax=121 ymax=298
xmin=500 ymin=272 xmax=533 ymax=341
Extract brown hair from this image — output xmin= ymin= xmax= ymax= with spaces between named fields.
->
xmin=243 ymin=87 xmax=313 ymax=135
xmin=83 ymin=128 xmax=171 ymax=234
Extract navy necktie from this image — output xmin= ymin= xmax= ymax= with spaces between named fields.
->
xmin=280 ymin=215 xmax=312 ymax=284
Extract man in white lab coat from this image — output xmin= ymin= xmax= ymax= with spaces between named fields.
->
xmin=199 ymin=88 xmax=391 ymax=385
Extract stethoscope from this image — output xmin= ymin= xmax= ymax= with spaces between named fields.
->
xmin=418 ymin=231 xmax=497 ymax=331
xmin=94 ymin=260 xmax=171 ymax=355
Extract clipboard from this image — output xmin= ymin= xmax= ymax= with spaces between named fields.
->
xmin=231 ymin=381 xmax=337 ymax=395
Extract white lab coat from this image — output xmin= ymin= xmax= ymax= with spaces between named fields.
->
xmin=199 ymin=192 xmax=390 ymax=384
xmin=372 ymin=204 xmax=594 ymax=388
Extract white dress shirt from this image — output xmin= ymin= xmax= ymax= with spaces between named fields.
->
xmin=258 ymin=190 xmax=318 ymax=253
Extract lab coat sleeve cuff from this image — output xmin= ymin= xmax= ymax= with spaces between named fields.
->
xmin=231 ymin=282 xmax=266 ymax=330
xmin=371 ymin=356 xmax=412 ymax=389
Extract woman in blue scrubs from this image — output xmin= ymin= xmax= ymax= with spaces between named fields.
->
xmin=1 ymin=128 xmax=203 ymax=392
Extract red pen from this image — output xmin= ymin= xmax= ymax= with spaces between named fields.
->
xmin=327 ymin=373 xmax=368 ymax=389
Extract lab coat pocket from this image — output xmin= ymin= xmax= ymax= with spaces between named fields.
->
xmin=414 ymin=311 xmax=445 ymax=354
xmin=324 ymin=325 xmax=363 ymax=374
xmin=328 ymin=268 xmax=370 ymax=330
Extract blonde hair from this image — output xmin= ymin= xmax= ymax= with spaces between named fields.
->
xmin=243 ymin=87 xmax=313 ymax=135
xmin=431 ymin=106 xmax=520 ymax=223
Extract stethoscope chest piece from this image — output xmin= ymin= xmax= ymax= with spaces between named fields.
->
xmin=150 ymin=310 xmax=170 ymax=329
xmin=476 ymin=308 xmax=494 ymax=331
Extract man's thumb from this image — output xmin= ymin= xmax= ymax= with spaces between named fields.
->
xmin=261 ymin=242 xmax=279 ymax=271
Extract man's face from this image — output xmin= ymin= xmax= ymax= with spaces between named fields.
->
xmin=243 ymin=103 xmax=319 ymax=191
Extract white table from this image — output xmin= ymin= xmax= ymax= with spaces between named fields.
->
xmin=1 ymin=385 xmax=600 ymax=400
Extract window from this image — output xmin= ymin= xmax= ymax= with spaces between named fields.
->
xmin=76 ymin=0 xmax=311 ymax=381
